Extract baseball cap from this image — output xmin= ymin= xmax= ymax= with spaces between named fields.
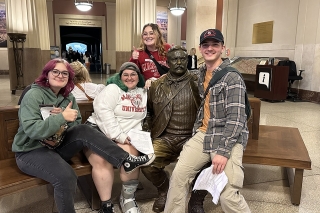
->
xmin=199 ymin=29 xmax=224 ymax=45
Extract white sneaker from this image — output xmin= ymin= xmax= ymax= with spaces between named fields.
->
xmin=119 ymin=194 xmax=141 ymax=213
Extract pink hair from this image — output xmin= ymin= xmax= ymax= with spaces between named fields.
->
xmin=35 ymin=58 xmax=75 ymax=97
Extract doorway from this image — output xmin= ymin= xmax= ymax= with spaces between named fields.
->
xmin=60 ymin=26 xmax=102 ymax=73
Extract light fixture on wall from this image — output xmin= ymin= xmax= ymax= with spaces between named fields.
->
xmin=75 ymin=0 xmax=93 ymax=12
xmin=168 ymin=0 xmax=187 ymax=16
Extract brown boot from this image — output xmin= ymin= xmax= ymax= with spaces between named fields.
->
xmin=152 ymin=177 xmax=169 ymax=212
xmin=188 ymin=190 xmax=207 ymax=213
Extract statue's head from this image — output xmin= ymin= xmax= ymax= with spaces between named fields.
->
xmin=167 ymin=45 xmax=188 ymax=78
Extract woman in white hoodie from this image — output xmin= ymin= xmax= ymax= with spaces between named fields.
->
xmin=85 ymin=62 xmax=147 ymax=213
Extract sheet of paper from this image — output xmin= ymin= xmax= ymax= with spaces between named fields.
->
xmin=127 ymin=129 xmax=154 ymax=154
xmin=193 ymin=165 xmax=228 ymax=204
xmin=40 ymin=106 xmax=54 ymax=120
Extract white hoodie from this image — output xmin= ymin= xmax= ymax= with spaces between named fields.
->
xmin=87 ymin=84 xmax=147 ymax=143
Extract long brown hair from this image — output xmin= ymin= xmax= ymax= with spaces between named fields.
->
xmin=139 ymin=23 xmax=167 ymax=58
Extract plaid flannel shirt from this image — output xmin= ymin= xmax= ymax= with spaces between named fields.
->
xmin=193 ymin=58 xmax=249 ymax=158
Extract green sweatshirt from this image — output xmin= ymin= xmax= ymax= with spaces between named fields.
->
xmin=12 ymin=84 xmax=82 ymax=152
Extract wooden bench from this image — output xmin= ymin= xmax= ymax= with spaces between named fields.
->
xmin=0 ymin=100 xmax=99 ymax=210
xmin=0 ymin=98 xmax=260 ymax=209
xmin=243 ymin=125 xmax=311 ymax=205
xmin=241 ymin=97 xmax=311 ymax=205
xmin=243 ymin=98 xmax=311 ymax=206
xmin=0 ymin=97 xmax=311 ymax=209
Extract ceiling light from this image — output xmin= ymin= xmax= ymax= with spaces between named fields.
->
xmin=170 ymin=7 xmax=185 ymax=16
xmin=168 ymin=0 xmax=186 ymax=16
xmin=75 ymin=0 xmax=93 ymax=12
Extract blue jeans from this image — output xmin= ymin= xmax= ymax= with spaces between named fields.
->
xmin=15 ymin=124 xmax=129 ymax=213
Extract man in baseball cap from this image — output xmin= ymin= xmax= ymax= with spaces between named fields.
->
xmin=199 ymin=28 xmax=224 ymax=44
xmin=165 ymin=29 xmax=251 ymax=213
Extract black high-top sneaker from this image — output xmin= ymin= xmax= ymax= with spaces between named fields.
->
xmin=123 ymin=153 xmax=155 ymax=174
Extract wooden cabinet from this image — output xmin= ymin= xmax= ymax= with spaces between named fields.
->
xmin=254 ymin=65 xmax=289 ymax=101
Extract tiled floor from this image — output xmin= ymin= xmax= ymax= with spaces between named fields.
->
xmin=1 ymin=74 xmax=320 ymax=213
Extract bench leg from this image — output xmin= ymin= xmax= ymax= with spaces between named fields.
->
xmin=286 ymin=167 xmax=304 ymax=205
xmin=77 ymin=174 xmax=101 ymax=210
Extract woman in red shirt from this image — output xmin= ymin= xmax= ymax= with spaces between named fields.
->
xmin=130 ymin=23 xmax=171 ymax=88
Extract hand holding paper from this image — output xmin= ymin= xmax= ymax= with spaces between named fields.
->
xmin=40 ymin=105 xmax=54 ymax=120
xmin=127 ymin=129 xmax=154 ymax=154
xmin=193 ymin=165 xmax=228 ymax=204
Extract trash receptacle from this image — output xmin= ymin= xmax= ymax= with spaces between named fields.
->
xmin=104 ymin=63 xmax=111 ymax=75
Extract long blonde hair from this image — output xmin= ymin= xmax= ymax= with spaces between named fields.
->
xmin=189 ymin=48 xmax=196 ymax=55
xmin=70 ymin=61 xmax=92 ymax=84
xmin=139 ymin=23 xmax=167 ymax=58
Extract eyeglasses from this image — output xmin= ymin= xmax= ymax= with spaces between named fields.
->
xmin=51 ymin=69 xmax=69 ymax=78
xmin=122 ymin=73 xmax=138 ymax=78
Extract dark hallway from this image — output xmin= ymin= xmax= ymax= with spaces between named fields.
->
xmin=60 ymin=26 xmax=102 ymax=72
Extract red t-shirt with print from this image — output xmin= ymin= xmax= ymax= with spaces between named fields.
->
xmin=129 ymin=43 xmax=171 ymax=80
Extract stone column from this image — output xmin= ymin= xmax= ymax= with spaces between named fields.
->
xmin=167 ymin=14 xmax=182 ymax=46
xmin=115 ymin=0 xmax=156 ymax=72
xmin=105 ymin=2 xmax=116 ymax=71
xmin=186 ymin=0 xmax=217 ymax=52
xmin=6 ymin=0 xmax=50 ymax=93
xmin=46 ymin=0 xmax=55 ymax=46
xmin=222 ymin=0 xmax=238 ymax=59
xmin=131 ymin=0 xmax=156 ymax=47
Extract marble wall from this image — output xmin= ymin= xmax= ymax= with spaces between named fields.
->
xmin=8 ymin=48 xmax=50 ymax=93
xmin=115 ymin=51 xmax=131 ymax=73
xmin=0 ymin=49 xmax=9 ymax=71
xmin=224 ymin=0 xmax=320 ymax=94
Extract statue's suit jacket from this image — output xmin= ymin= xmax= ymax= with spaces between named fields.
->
xmin=146 ymin=73 xmax=200 ymax=139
